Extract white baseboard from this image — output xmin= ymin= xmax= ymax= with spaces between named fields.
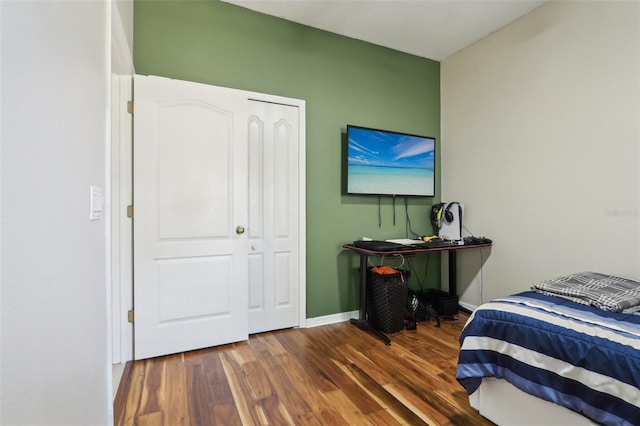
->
xmin=305 ymin=310 xmax=359 ymax=328
xmin=112 ymin=363 xmax=125 ymax=399
xmin=459 ymin=300 xmax=478 ymax=313
xmin=305 ymin=301 xmax=478 ymax=329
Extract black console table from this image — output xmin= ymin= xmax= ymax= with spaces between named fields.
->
xmin=342 ymin=241 xmax=492 ymax=345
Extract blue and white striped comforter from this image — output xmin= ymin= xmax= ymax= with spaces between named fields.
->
xmin=456 ymin=291 xmax=640 ymax=426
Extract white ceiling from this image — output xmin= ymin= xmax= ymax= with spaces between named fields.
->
xmin=222 ymin=0 xmax=547 ymax=61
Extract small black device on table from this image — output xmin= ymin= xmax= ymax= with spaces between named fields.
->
xmin=343 ymin=238 xmax=492 ymax=345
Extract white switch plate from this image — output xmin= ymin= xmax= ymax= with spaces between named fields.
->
xmin=90 ymin=186 xmax=103 ymax=221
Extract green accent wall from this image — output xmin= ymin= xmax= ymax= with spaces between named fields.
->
xmin=134 ymin=0 xmax=441 ymax=318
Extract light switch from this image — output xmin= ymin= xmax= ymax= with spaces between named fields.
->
xmin=90 ymin=186 xmax=103 ymax=221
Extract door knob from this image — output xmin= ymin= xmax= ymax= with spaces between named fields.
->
xmin=236 ymin=226 xmax=245 ymax=235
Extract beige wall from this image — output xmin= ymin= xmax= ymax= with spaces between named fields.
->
xmin=1 ymin=1 xmax=111 ymax=424
xmin=441 ymin=1 xmax=640 ymax=307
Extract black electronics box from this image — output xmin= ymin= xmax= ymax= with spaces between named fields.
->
xmin=418 ymin=289 xmax=458 ymax=317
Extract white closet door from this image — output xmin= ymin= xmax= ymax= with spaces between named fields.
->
xmin=248 ymin=100 xmax=300 ymax=334
xmin=133 ymin=75 xmax=249 ymax=360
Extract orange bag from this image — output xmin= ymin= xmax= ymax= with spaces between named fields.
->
xmin=371 ymin=265 xmax=405 ymax=282
xmin=371 ymin=265 xmax=398 ymax=275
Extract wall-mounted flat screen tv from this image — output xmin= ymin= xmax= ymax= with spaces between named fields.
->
xmin=347 ymin=125 xmax=436 ymax=197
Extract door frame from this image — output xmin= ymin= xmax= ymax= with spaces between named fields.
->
xmin=110 ymin=73 xmax=133 ymax=365
xmin=110 ymin=3 xmax=134 ymax=368
xmin=111 ymin=81 xmax=307 ymax=363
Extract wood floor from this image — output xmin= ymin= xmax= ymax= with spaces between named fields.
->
xmin=114 ymin=314 xmax=493 ymax=425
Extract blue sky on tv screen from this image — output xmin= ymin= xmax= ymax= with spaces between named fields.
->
xmin=348 ymin=127 xmax=435 ymax=169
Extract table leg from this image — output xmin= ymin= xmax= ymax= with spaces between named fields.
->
xmin=448 ymin=250 xmax=457 ymax=296
xmin=448 ymin=250 xmax=471 ymax=314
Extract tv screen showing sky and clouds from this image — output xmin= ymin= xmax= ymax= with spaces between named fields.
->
xmin=347 ymin=126 xmax=435 ymax=197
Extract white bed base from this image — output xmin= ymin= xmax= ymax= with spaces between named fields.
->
xmin=469 ymin=378 xmax=598 ymax=426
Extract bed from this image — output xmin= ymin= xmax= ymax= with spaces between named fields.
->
xmin=456 ymin=272 xmax=640 ymax=426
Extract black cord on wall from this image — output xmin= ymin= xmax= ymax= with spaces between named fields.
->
xmin=404 ymin=197 xmax=421 ymax=238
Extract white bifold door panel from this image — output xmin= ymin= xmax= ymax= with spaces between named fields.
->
xmin=133 ymin=75 xmax=304 ymax=360
xmin=247 ymin=101 xmax=299 ymax=334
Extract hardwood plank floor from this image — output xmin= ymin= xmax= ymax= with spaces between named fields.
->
xmin=115 ymin=314 xmax=494 ymax=425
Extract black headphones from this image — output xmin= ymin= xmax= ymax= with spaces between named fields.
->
xmin=431 ymin=202 xmax=462 ymax=230
xmin=443 ymin=202 xmax=462 ymax=223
